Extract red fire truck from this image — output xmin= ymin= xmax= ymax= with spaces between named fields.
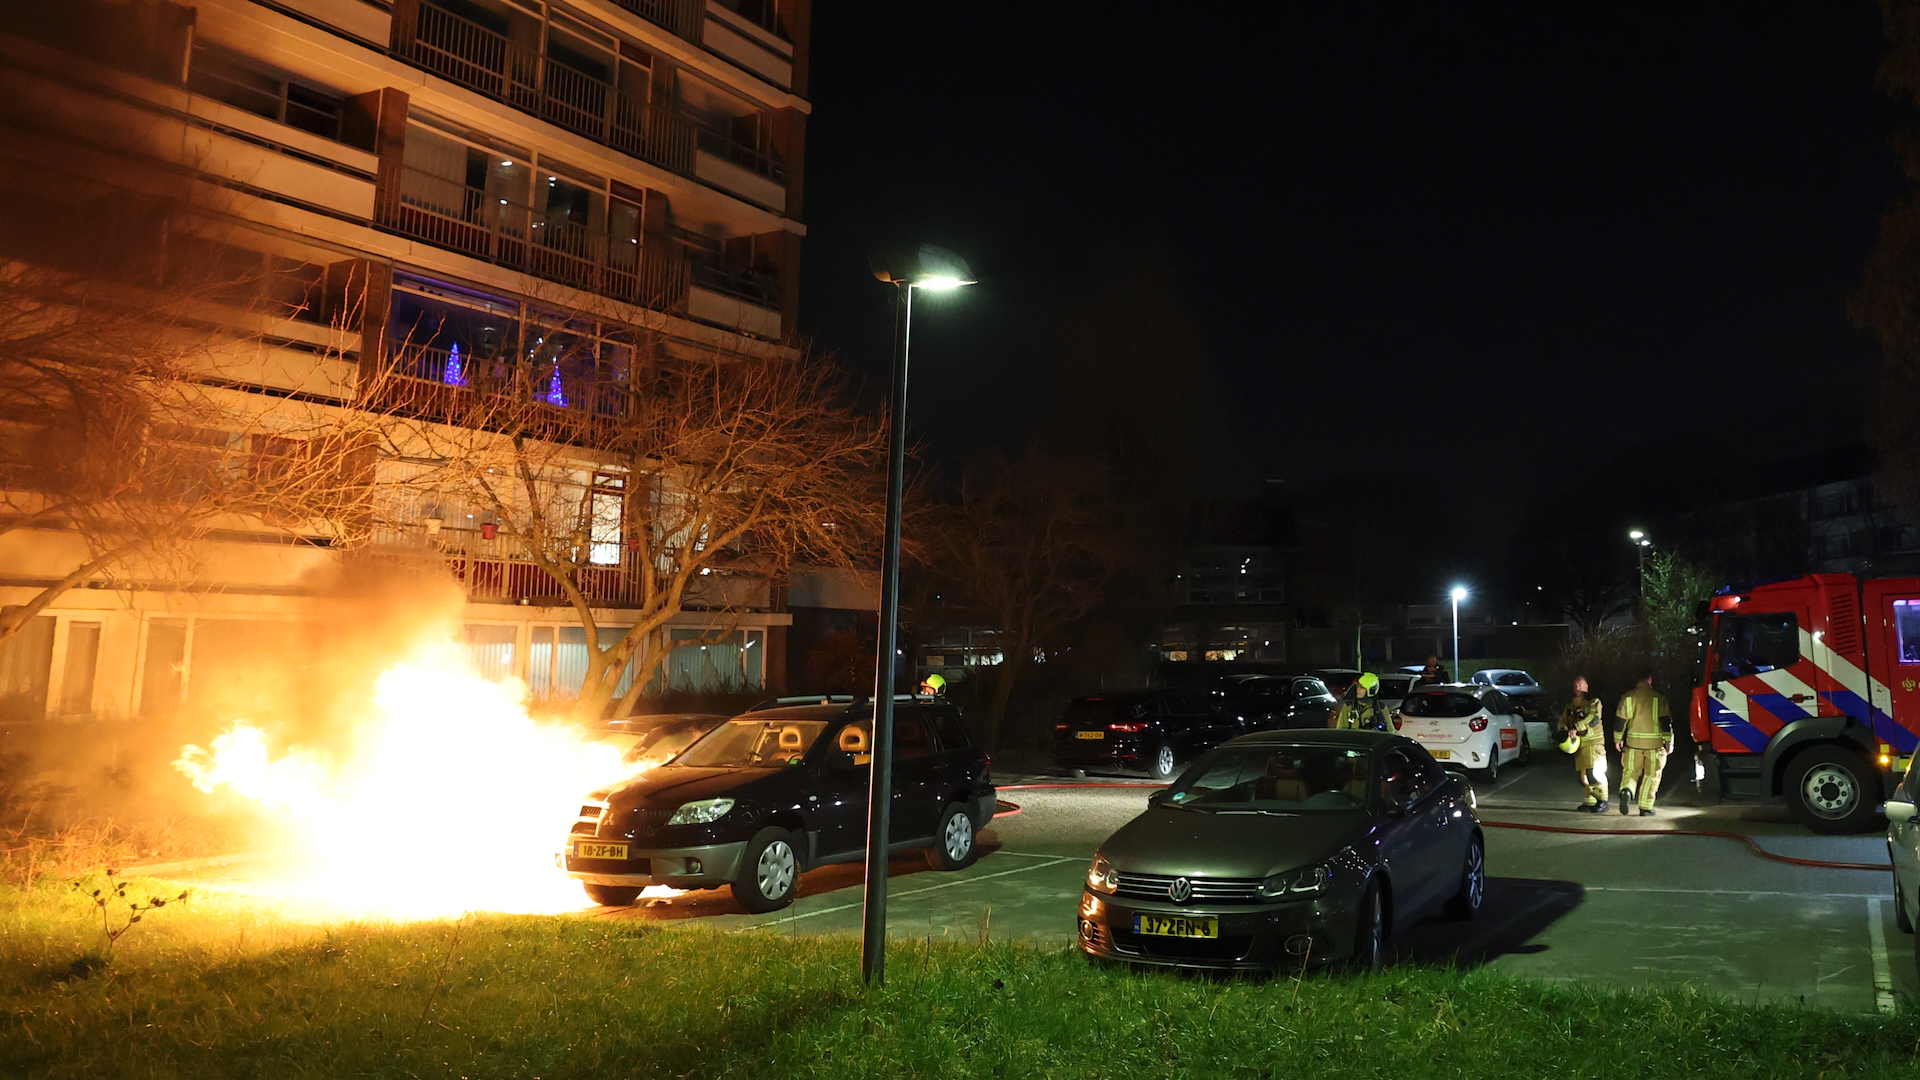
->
xmin=1696 ymin=572 xmax=1917 ymax=833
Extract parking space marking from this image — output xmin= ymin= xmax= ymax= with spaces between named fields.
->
xmin=1583 ymin=886 xmax=1883 ymax=899
xmin=1868 ymin=897 xmax=1897 ymax=1014
xmin=743 ymin=855 xmax=1077 ymax=930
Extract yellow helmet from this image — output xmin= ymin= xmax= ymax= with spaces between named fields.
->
xmin=1557 ymin=731 xmax=1579 ymax=754
xmin=1356 ymin=672 xmax=1379 ymax=695
xmin=921 ymin=672 xmax=947 ymax=695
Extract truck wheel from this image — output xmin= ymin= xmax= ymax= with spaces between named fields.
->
xmin=582 ymin=883 xmax=640 ymax=907
xmin=1784 ymin=746 xmax=1879 ymax=835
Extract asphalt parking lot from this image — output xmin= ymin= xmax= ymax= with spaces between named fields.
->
xmin=595 ymin=749 xmax=1916 ymax=1014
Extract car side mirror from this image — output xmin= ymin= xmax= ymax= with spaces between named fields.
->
xmin=823 ymin=749 xmax=860 ymax=773
xmin=1890 ymin=801 xmax=1918 ymax=825
xmin=1147 ymin=790 xmax=1169 ymax=807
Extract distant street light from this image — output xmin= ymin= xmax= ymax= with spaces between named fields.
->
xmin=1449 ymin=585 xmax=1468 ymax=681
xmin=1628 ymin=530 xmax=1652 ymax=604
xmin=861 ymin=244 xmax=973 ymax=987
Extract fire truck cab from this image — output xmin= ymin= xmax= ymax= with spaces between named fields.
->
xmin=1696 ymin=572 xmax=1917 ymax=834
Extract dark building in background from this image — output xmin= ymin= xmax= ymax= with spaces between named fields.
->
xmin=1671 ymin=445 xmax=1920 ymax=582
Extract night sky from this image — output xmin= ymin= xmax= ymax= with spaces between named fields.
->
xmin=799 ymin=3 xmax=1903 ymax=495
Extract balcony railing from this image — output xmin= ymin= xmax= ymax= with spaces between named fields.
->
xmin=381 ymin=166 xmax=691 ymax=311
xmin=383 ymin=342 xmax=633 ymax=422
xmin=610 ymin=0 xmax=703 ymax=44
xmin=393 ymin=1 xmax=698 ymax=177
xmin=368 ymin=524 xmax=649 ymax=606
xmin=694 ymin=125 xmax=785 ymax=183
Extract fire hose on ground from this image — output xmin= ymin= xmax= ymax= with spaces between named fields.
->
xmin=990 ymin=782 xmax=1895 ymax=872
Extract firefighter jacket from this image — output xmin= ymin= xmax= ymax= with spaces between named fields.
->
xmin=1614 ymin=684 xmax=1673 ymax=750
xmin=1560 ymin=693 xmax=1603 ymax=745
xmin=1331 ymin=698 xmax=1389 ymax=732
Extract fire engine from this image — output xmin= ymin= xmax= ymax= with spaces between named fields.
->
xmin=1696 ymin=572 xmax=1917 ymax=834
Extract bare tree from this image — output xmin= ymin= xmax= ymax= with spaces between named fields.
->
xmin=926 ymin=450 xmax=1120 ymax=749
xmin=373 ymin=327 xmax=887 ymax=723
xmin=0 ymin=183 xmax=379 ymax=647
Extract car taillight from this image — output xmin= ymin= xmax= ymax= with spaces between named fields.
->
xmin=1392 ymin=711 xmax=1403 ymax=731
xmin=1469 ymin=716 xmax=1488 ymax=732
xmin=1109 ymin=722 xmax=1148 ymax=733
xmin=1054 ymin=722 xmax=1069 ymax=731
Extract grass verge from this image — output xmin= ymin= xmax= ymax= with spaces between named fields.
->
xmin=2 ymin=877 xmax=1914 ymax=1079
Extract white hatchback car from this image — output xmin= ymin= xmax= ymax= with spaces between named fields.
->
xmin=1392 ymin=684 xmax=1529 ymax=782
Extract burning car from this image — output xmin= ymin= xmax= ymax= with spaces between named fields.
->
xmin=563 ymin=700 xmax=996 ymax=911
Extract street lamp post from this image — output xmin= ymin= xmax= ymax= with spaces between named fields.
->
xmin=1449 ymin=586 xmax=1468 ymax=682
xmin=861 ymin=245 xmax=972 ymax=987
xmin=1629 ymin=530 xmax=1651 ymax=605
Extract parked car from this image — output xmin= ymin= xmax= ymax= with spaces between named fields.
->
xmin=1308 ymin=668 xmax=1365 ymax=698
xmin=1392 ymin=684 xmax=1530 ymax=781
xmin=1885 ymin=755 xmax=1920 ymax=972
xmin=1053 ymin=689 xmax=1233 ymax=780
xmin=563 ymin=701 xmax=996 ymax=911
xmin=1470 ymin=669 xmax=1549 ymax=744
xmin=1374 ymin=673 xmax=1419 ymax=717
xmin=1077 ymin=729 xmax=1484 ymax=972
xmin=595 ymin=713 xmax=730 ymax=771
xmin=1231 ymin=676 xmax=1340 ymax=731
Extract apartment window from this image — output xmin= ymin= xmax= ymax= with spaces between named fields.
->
xmin=388 ymin=277 xmax=522 ymax=386
xmin=589 ymin=472 xmax=625 ymax=565
xmin=187 ymin=43 xmax=345 ymax=141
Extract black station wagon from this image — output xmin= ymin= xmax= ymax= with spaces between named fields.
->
xmin=563 ymin=700 xmax=996 ymax=911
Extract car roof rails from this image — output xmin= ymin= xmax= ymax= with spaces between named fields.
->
xmin=747 ymin=694 xmax=858 ymax=712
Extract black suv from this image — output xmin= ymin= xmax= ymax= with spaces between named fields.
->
xmin=563 ymin=700 xmax=996 ymax=912
xmin=1051 ymin=688 xmax=1232 ymax=780
xmin=1231 ymin=676 xmax=1340 ymax=730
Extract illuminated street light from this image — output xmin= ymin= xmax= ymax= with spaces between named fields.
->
xmin=860 ymin=244 xmax=973 ymax=987
xmin=1449 ymin=586 xmax=1468 ymax=681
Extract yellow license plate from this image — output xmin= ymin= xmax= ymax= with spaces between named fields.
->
xmin=1135 ymin=914 xmax=1218 ymax=938
xmin=575 ymin=841 xmax=629 ymax=860
xmin=1431 ymin=750 xmax=1450 ymax=759
xmin=1076 ymin=730 xmax=1106 ymax=740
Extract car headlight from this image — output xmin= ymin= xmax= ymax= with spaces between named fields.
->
xmin=1258 ymin=864 xmax=1331 ymax=899
xmin=1087 ymin=854 xmax=1119 ymax=894
xmin=666 ymin=798 xmax=735 ymax=825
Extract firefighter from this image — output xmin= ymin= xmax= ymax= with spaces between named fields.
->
xmin=1613 ymin=667 xmax=1673 ymax=816
xmin=1329 ymin=672 xmax=1390 ymax=731
xmin=1559 ymin=675 xmax=1606 ymax=812
xmin=1417 ymin=654 xmax=1447 ymax=685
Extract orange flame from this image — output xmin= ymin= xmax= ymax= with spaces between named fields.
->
xmin=175 ymin=641 xmax=635 ymax=918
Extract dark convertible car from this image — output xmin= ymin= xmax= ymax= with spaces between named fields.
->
xmin=1078 ymin=730 xmax=1483 ymax=971
xmin=564 ymin=700 xmax=996 ymax=911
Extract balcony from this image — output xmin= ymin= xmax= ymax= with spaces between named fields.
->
xmin=393 ymin=1 xmax=697 ymax=177
xmin=380 ymin=165 xmax=691 ymax=311
xmin=368 ymin=524 xmax=649 ymax=606
xmin=610 ymin=0 xmax=704 ymax=44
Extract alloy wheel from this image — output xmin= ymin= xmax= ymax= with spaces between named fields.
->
xmin=1155 ymin=744 xmax=1176 ymax=779
xmin=1466 ymin=841 xmax=1485 ymax=909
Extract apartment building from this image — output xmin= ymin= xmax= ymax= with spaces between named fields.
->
xmin=0 ymin=0 xmax=814 ymax=721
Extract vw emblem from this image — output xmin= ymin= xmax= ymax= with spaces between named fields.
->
xmin=1168 ymin=877 xmax=1192 ymax=903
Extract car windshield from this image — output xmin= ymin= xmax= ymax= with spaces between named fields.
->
xmin=1494 ymin=672 xmax=1534 ymax=687
xmin=1165 ymin=746 xmax=1371 ymax=813
xmin=622 ymin=721 xmax=713 ymax=766
xmin=1401 ymin=692 xmax=1483 ymax=718
xmin=1376 ymin=675 xmax=1415 ymax=697
xmin=675 ymin=719 xmax=828 ymax=768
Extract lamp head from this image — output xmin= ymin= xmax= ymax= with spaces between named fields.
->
xmin=1450 ymin=586 xmax=1469 ymax=603
xmin=871 ymin=244 xmax=975 ymax=289
xmin=1628 ymin=530 xmax=1645 ymax=541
